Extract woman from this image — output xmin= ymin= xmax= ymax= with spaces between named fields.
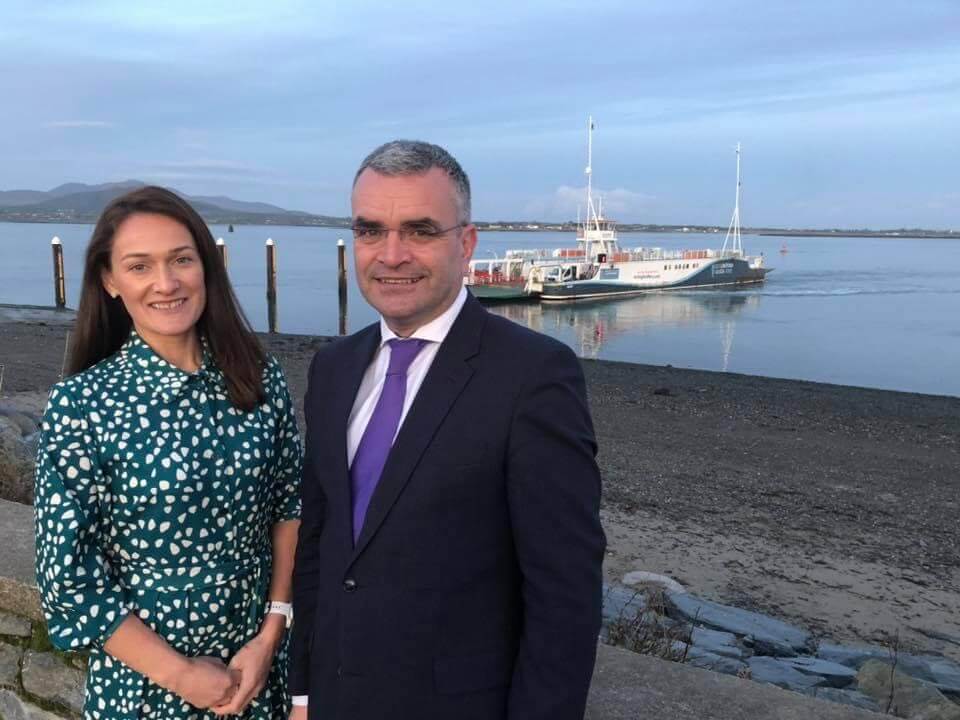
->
xmin=34 ymin=186 xmax=301 ymax=719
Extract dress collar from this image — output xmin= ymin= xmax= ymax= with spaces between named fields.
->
xmin=119 ymin=331 xmax=224 ymax=404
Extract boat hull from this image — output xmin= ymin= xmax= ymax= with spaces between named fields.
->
xmin=541 ymin=258 xmax=769 ymax=301
xmin=468 ymin=284 xmax=539 ymax=302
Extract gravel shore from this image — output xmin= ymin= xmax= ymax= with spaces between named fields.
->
xmin=2 ymin=314 xmax=958 ymax=661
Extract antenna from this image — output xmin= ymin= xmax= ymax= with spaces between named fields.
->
xmin=722 ymin=142 xmax=743 ymax=256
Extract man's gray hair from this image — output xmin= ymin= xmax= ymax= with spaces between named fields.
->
xmin=354 ymin=140 xmax=471 ymax=224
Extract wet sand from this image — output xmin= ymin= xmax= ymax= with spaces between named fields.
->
xmin=2 ymin=315 xmax=958 ymax=661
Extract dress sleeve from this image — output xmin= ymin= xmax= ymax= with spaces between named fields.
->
xmin=33 ymin=384 xmax=132 ymax=651
xmin=267 ymin=359 xmax=303 ymax=524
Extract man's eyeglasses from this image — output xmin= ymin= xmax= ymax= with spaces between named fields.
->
xmin=351 ymin=223 xmax=465 ymax=244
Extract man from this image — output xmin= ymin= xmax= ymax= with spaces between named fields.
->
xmin=289 ymin=140 xmax=605 ymax=719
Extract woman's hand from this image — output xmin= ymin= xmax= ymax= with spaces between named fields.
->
xmin=211 ymin=615 xmax=285 ymax=716
xmin=170 ymin=656 xmax=241 ymax=709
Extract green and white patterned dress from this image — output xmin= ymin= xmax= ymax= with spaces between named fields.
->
xmin=34 ymin=332 xmax=302 ymax=720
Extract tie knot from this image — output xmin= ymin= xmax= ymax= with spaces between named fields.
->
xmin=386 ymin=338 xmax=428 ymax=376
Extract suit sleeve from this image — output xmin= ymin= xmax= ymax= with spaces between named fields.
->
xmin=506 ymin=345 xmax=605 ymax=720
xmin=288 ymin=351 xmax=328 ymax=696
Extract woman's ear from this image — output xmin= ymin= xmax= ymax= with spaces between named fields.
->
xmin=101 ymin=270 xmax=119 ymax=299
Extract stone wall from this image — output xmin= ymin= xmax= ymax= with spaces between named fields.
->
xmin=0 ymin=501 xmax=82 ymax=719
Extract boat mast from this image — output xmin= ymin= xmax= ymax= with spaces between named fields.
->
xmin=722 ymin=142 xmax=743 ymax=256
xmin=585 ymin=116 xmax=596 ymax=257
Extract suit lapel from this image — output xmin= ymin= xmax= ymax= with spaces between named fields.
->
xmin=328 ymin=324 xmax=381 ymax=555
xmin=350 ymin=296 xmax=487 ymax=561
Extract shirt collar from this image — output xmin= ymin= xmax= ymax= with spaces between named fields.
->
xmin=378 ymin=286 xmax=468 ymax=348
xmin=119 ymin=330 xmax=224 ymax=404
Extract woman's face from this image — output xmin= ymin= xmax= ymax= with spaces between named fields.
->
xmin=101 ymin=212 xmax=206 ymax=348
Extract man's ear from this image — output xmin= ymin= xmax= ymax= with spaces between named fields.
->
xmin=460 ymin=224 xmax=478 ymax=268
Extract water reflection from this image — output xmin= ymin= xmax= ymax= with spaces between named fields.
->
xmin=487 ymin=291 xmax=760 ymax=365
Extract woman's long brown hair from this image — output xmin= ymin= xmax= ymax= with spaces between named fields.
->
xmin=68 ymin=186 xmax=267 ymax=411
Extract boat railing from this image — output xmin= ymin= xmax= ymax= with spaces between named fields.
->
xmin=504 ymin=248 xmax=554 ymax=260
xmin=466 ymin=257 xmax=527 ymax=286
xmin=608 ymin=247 xmax=748 ymax=263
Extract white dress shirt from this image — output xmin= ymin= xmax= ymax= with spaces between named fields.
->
xmin=291 ymin=286 xmax=468 ymax=709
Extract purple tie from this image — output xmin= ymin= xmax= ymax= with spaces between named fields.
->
xmin=351 ymin=338 xmax=429 ymax=543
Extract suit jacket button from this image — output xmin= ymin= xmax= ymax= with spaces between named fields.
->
xmin=343 ymin=578 xmax=357 ymax=592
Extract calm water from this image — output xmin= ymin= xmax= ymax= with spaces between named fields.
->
xmin=1 ymin=222 xmax=958 ymax=397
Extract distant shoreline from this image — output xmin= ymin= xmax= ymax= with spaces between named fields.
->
xmin=0 ymin=216 xmax=957 ymax=240
xmin=757 ymin=230 xmax=960 ymax=240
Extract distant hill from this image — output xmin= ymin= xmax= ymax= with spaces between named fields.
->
xmin=0 ymin=181 xmax=350 ymax=227
xmin=188 ymin=195 xmax=308 ymax=216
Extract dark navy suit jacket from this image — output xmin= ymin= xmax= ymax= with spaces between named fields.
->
xmin=289 ymin=294 xmax=605 ymax=719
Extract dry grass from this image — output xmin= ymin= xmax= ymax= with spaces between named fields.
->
xmin=605 ymin=586 xmax=693 ymax=662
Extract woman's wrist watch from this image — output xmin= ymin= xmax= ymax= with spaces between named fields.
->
xmin=266 ymin=601 xmax=293 ymax=628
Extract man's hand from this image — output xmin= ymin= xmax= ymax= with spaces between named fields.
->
xmin=289 ymin=705 xmax=308 ymax=720
xmin=211 ymin=620 xmax=283 ymax=716
xmin=171 ymin=656 xmax=240 ymax=709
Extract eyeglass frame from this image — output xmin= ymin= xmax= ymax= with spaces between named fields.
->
xmin=350 ymin=221 xmax=468 ymax=245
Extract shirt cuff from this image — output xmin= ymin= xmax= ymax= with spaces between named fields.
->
xmin=292 ymin=695 xmax=308 ymax=707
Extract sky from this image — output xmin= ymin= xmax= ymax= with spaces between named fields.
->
xmin=1 ymin=0 xmax=958 ymax=229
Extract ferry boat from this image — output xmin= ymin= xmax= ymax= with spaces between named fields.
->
xmin=540 ymin=142 xmax=770 ymax=301
xmin=465 ymin=117 xmax=614 ymax=302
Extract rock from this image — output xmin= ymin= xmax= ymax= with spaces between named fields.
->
xmin=748 ymin=656 xmax=827 ymax=692
xmin=689 ymin=625 xmax=744 ymax=659
xmin=20 ymin=651 xmax=85 ymax=715
xmin=922 ymin=656 xmax=960 ymax=698
xmin=23 ymin=703 xmax=69 ymax=720
xmin=679 ymin=644 xmax=749 ymax=677
xmin=666 ymin=592 xmax=812 ymax=656
xmin=783 ymin=656 xmax=857 ymax=688
xmin=884 ymin=654 xmax=960 ymax=697
xmin=622 ymin=571 xmax=686 ymax=594
xmin=602 ymin=584 xmax=647 ymax=626
xmin=856 ymin=658 xmax=960 ymax=720
xmin=0 ymin=642 xmax=22 ymax=688
xmin=587 ymin=644 xmax=889 ymax=720
xmin=805 ymin=687 xmax=881 ymax=713
xmin=0 ymin=414 xmax=36 ymax=505
xmin=817 ymin=641 xmax=890 ymax=669
xmin=0 ymin=610 xmax=32 ymax=638
xmin=817 ymin=642 xmax=960 ymax=696
xmin=0 ymin=689 xmax=30 ymax=720
xmin=0 ymin=690 xmax=63 ymax=720
xmin=25 ymin=701 xmax=69 ymax=720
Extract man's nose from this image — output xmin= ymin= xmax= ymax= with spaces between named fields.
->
xmin=379 ymin=230 xmax=411 ymax=266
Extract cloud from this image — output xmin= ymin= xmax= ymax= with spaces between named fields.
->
xmin=151 ymin=159 xmax=264 ymax=175
xmin=43 ymin=120 xmax=115 ymax=129
xmin=523 ymin=185 xmax=657 ymax=222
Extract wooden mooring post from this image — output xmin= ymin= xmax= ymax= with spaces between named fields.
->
xmin=51 ymin=236 xmax=66 ymax=309
xmin=337 ymin=238 xmax=348 ymax=336
xmin=216 ymin=237 xmax=228 ymax=268
xmin=266 ymin=238 xmax=278 ymax=333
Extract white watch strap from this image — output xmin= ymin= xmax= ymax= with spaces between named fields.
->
xmin=266 ymin=601 xmax=293 ymax=628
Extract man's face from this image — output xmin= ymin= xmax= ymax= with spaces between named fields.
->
xmin=351 ymin=167 xmax=477 ymax=336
